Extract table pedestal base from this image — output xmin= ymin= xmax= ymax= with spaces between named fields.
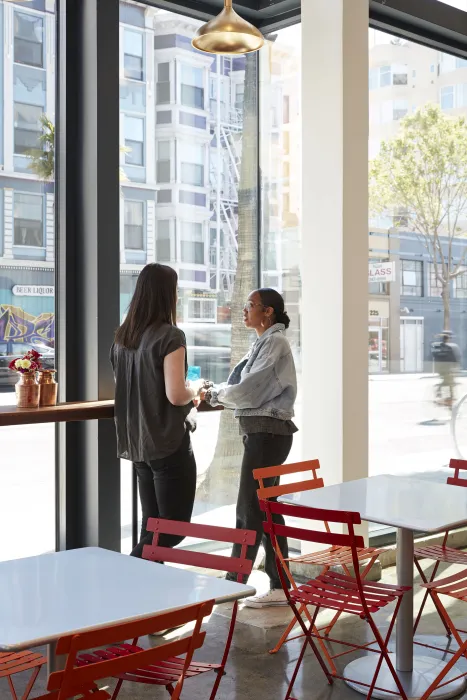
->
xmin=343 ymin=654 xmax=466 ymax=700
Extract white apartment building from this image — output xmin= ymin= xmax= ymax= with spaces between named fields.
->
xmin=0 ymin=0 xmax=296 ymax=348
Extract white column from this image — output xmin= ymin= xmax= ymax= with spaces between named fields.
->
xmin=301 ymin=0 xmax=369 ymax=488
xmin=3 ymin=4 xmax=13 ymax=173
xmin=146 ymin=199 xmax=155 ymax=262
xmin=3 ymin=189 xmax=13 ymax=259
xmin=45 ymin=193 xmax=54 ymax=261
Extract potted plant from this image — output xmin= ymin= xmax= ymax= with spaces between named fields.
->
xmin=9 ymin=349 xmax=42 ymax=408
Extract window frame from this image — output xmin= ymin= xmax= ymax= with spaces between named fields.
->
xmin=13 ymin=101 xmax=43 ymax=156
xmin=400 ymin=259 xmax=423 ymax=297
xmin=13 ymin=190 xmax=45 ymax=249
xmin=14 ymin=10 xmax=44 ymax=69
xmin=123 ymin=28 xmax=144 ymax=82
xmin=123 ymin=200 xmax=145 ymax=252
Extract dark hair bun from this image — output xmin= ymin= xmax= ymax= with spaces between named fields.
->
xmin=275 ymin=311 xmax=290 ymax=329
xmin=257 ymin=287 xmax=291 ymax=329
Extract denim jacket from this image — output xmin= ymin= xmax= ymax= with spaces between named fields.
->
xmin=209 ymin=323 xmax=297 ymax=421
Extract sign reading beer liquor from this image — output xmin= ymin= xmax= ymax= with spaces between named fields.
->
xmin=368 ymin=261 xmax=395 ymax=284
xmin=12 ymin=285 xmax=55 ymax=297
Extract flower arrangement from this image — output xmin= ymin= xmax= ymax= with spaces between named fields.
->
xmin=9 ymin=348 xmax=42 ymax=374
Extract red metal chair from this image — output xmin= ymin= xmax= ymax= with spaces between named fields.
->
xmin=414 ymin=458 xmax=467 ymax=638
xmin=416 ymin=570 xmax=467 ymax=700
xmin=0 ymin=650 xmax=46 ymax=700
xmin=80 ymin=518 xmax=255 ymax=700
xmin=261 ymin=499 xmax=410 ymax=700
xmin=254 ymin=460 xmax=385 ymax=654
xmin=35 ymin=601 xmax=214 ymax=700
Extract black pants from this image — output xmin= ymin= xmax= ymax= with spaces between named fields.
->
xmin=227 ymin=432 xmax=293 ymax=590
xmin=130 ymin=429 xmax=196 ymax=558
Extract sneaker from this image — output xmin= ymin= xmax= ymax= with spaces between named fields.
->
xmin=243 ymin=589 xmax=288 ymax=609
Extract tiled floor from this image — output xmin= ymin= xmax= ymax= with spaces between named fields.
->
xmin=4 ymin=561 xmax=467 ymax=700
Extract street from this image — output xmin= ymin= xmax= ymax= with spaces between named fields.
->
xmin=1 ymin=373 xmax=465 ymax=561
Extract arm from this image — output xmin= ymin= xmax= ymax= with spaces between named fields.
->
xmin=164 ymin=347 xmax=199 ymax=406
xmin=211 ymin=338 xmax=284 ymax=410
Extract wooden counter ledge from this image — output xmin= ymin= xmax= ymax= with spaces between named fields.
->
xmin=0 ymin=400 xmax=115 ymax=427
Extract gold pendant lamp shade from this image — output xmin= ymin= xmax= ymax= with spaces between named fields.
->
xmin=192 ymin=0 xmax=264 ymax=55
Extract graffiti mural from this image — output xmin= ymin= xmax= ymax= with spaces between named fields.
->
xmin=0 ymin=305 xmax=55 ymax=346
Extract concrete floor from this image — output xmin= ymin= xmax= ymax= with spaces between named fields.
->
xmin=4 ymin=562 xmax=467 ymax=700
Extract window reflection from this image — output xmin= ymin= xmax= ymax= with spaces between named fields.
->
xmin=369 ymin=26 xmax=467 ymax=538
xmin=0 ymin=0 xmax=56 ymax=561
xmin=119 ymin=6 xmax=301 ymax=551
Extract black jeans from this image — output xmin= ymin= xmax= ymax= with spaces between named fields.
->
xmin=130 ymin=429 xmax=196 ymax=558
xmin=227 ymin=432 xmax=293 ymax=590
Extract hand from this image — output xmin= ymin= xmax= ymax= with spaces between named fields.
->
xmin=188 ymin=378 xmax=205 ymax=396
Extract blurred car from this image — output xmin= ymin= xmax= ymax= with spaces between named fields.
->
xmin=0 ymin=340 xmax=55 ymax=387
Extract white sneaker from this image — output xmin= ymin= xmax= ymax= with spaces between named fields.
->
xmin=243 ymin=589 xmax=288 ymax=609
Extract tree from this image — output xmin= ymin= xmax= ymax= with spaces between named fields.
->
xmin=28 ymin=115 xmax=54 ymax=181
xmin=28 ymin=114 xmax=129 ymax=185
xmin=196 ymin=52 xmax=259 ymax=507
xmin=370 ymin=104 xmax=467 ymax=331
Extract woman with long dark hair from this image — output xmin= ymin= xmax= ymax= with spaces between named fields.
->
xmin=204 ymin=288 xmax=297 ymax=608
xmin=111 ymin=263 xmax=204 ymax=557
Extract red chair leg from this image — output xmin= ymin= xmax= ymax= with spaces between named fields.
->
xmin=413 ymin=559 xmax=450 ymax=636
xmin=366 ymin=597 xmax=405 ymax=700
xmin=110 ymin=678 xmax=124 ymax=700
xmin=289 ymin=600 xmax=334 ymax=685
xmin=366 ymin=602 xmax=408 ymax=700
xmin=7 ymin=676 xmax=18 ymax=700
xmin=21 ymin=666 xmax=41 ymax=700
xmin=419 ymin=637 xmax=467 ymax=700
xmin=208 ymin=601 xmax=239 ymax=700
xmin=284 ymin=638 xmax=308 ymax=700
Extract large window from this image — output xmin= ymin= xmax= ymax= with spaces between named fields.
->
xmin=156 ymin=219 xmax=171 ymax=262
xmin=180 ymin=142 xmax=204 ymax=186
xmin=156 ymin=140 xmax=171 ymax=183
xmin=14 ymin=193 xmax=44 ymax=247
xmin=123 ymin=29 xmax=144 ymax=81
xmin=14 ymin=12 xmax=43 ymax=68
xmin=156 ymin=63 xmax=170 ymax=104
xmin=124 ymin=115 xmax=144 ymax=166
xmin=124 ymin=201 xmax=144 ymax=250
xmin=0 ymin=2 xmax=56 ymax=562
xmin=260 ymin=25 xmax=302 ymax=463
xmin=400 ymin=259 xmax=423 ymax=296
xmin=119 ymin=6 xmax=264 ymax=551
xmin=369 ymin=28 xmax=467 ymax=540
xmin=14 ymin=103 xmax=42 ymax=155
xmin=180 ymin=222 xmax=204 ymax=264
xmin=180 ymin=64 xmax=204 ymax=109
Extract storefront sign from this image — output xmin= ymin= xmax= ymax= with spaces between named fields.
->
xmin=12 ymin=285 xmax=55 ymax=297
xmin=369 ymin=262 xmax=395 ymax=284
xmin=369 ymin=299 xmax=390 ymax=319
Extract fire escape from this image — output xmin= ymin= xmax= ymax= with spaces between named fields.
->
xmin=209 ymin=55 xmax=243 ymax=298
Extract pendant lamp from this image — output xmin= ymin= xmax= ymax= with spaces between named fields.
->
xmin=192 ymin=0 xmax=264 ymax=55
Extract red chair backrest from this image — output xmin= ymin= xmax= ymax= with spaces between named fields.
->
xmin=253 ymin=459 xmax=324 ymax=500
xmin=143 ymin=518 xmax=256 ymax=583
xmin=260 ymin=500 xmax=365 ymax=593
xmin=45 ymin=601 xmax=214 ymax=700
xmin=447 ymin=458 xmax=467 ymax=487
xmin=253 ymin=459 xmax=332 ymax=533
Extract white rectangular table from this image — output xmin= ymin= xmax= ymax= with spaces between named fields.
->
xmin=282 ymin=474 xmax=467 ymax=700
xmin=0 ymin=547 xmax=255 ymax=675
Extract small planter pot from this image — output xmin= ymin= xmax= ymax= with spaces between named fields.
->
xmin=38 ymin=369 xmax=58 ymax=407
xmin=15 ymin=372 xmax=40 ymax=408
